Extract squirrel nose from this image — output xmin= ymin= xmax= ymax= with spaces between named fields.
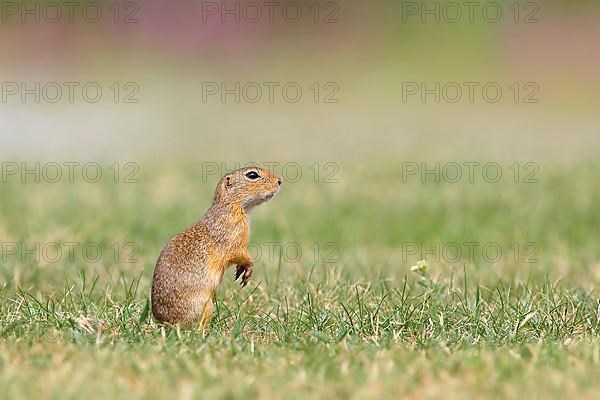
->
xmin=277 ymin=178 xmax=282 ymax=186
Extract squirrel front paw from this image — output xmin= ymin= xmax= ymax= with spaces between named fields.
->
xmin=234 ymin=264 xmax=254 ymax=288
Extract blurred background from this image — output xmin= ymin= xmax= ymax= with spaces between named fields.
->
xmin=1 ymin=0 xmax=600 ymax=289
xmin=1 ymin=0 xmax=599 ymax=163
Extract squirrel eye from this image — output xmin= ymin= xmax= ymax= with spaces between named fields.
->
xmin=245 ymin=171 xmax=260 ymax=180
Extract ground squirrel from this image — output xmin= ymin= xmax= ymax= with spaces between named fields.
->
xmin=151 ymin=166 xmax=282 ymax=326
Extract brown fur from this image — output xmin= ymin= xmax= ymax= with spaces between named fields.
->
xmin=151 ymin=167 xmax=282 ymax=326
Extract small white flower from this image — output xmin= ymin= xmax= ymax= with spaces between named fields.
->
xmin=410 ymin=260 xmax=428 ymax=272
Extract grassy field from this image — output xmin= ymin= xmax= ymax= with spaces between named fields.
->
xmin=0 ymin=159 xmax=599 ymax=399
xmin=1 ymin=1 xmax=599 ymax=398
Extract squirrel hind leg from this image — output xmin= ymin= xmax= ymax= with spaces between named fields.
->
xmin=198 ymin=306 xmax=212 ymax=328
xmin=197 ymin=299 xmax=214 ymax=332
xmin=196 ymin=291 xmax=216 ymax=329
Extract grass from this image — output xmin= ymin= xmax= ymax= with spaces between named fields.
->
xmin=1 ymin=160 xmax=599 ymax=399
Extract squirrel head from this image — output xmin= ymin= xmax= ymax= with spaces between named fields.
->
xmin=213 ymin=166 xmax=282 ymax=211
